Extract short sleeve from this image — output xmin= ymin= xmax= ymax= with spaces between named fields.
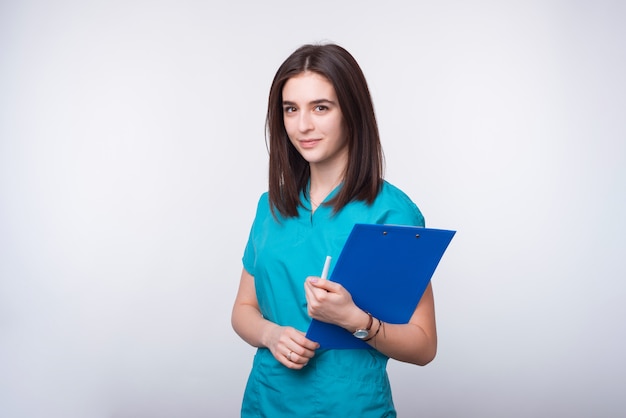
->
xmin=377 ymin=182 xmax=425 ymax=227
xmin=242 ymin=227 xmax=256 ymax=277
xmin=242 ymin=193 xmax=270 ymax=277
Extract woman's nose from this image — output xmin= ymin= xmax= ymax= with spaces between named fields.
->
xmin=298 ymin=112 xmax=314 ymax=132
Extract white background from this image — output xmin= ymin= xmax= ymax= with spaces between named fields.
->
xmin=1 ymin=1 xmax=625 ymax=417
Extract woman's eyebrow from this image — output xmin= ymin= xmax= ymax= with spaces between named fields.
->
xmin=282 ymin=99 xmax=336 ymax=106
xmin=310 ymin=99 xmax=336 ymax=105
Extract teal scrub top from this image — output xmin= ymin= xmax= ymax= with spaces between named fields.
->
xmin=241 ymin=181 xmax=425 ymax=418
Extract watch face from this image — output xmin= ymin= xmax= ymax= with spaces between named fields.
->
xmin=353 ymin=329 xmax=369 ymax=339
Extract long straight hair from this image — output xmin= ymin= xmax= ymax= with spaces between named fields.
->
xmin=266 ymin=44 xmax=384 ymax=218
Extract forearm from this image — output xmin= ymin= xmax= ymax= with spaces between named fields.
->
xmin=232 ymin=268 xmax=279 ymax=348
xmin=306 ymin=277 xmax=437 ymax=365
xmin=364 ymin=320 xmax=437 ymax=365
xmin=340 ymin=284 xmax=437 ymax=365
xmin=231 ymin=302 xmax=276 ymax=348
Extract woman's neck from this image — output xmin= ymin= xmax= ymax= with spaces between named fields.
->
xmin=309 ymin=165 xmax=344 ymax=211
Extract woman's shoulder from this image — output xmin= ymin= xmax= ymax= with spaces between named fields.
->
xmin=379 ymin=180 xmax=415 ymax=203
xmin=375 ymin=180 xmax=425 ymax=226
xmin=253 ymin=191 xmax=271 ymax=217
xmin=256 ymin=191 xmax=270 ymax=205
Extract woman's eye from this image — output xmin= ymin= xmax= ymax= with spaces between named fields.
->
xmin=314 ymin=105 xmax=328 ymax=112
xmin=284 ymin=106 xmax=296 ymax=113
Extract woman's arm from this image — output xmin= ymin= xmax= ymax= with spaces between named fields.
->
xmin=304 ymin=277 xmax=437 ymax=365
xmin=231 ymin=268 xmax=319 ymax=369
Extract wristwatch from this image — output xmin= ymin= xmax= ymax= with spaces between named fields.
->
xmin=352 ymin=312 xmax=373 ymax=339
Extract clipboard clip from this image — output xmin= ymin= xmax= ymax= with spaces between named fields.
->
xmin=382 ymin=230 xmax=420 ymax=238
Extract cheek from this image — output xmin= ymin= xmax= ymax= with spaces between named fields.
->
xmin=321 ymin=116 xmax=344 ymax=138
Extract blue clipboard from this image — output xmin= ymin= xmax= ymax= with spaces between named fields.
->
xmin=305 ymin=224 xmax=455 ymax=349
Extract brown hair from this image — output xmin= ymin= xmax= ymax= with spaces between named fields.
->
xmin=266 ymin=43 xmax=384 ymax=218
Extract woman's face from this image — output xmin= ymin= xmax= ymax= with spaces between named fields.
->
xmin=282 ymin=71 xmax=348 ymax=171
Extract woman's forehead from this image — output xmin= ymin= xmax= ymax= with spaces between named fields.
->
xmin=282 ymin=72 xmax=337 ymax=102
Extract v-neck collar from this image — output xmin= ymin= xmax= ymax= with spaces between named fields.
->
xmin=301 ymin=181 xmax=343 ymax=221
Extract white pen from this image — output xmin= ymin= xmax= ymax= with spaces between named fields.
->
xmin=320 ymin=256 xmax=332 ymax=280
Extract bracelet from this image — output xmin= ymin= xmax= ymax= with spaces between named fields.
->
xmin=363 ymin=318 xmax=382 ymax=342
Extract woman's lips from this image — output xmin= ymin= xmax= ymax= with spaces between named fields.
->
xmin=299 ymin=139 xmax=321 ymax=149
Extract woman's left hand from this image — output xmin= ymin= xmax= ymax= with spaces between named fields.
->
xmin=304 ymin=277 xmax=364 ymax=331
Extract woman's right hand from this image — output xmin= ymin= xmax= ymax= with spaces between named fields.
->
xmin=265 ymin=325 xmax=319 ymax=369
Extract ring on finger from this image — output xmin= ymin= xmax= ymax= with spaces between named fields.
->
xmin=288 ymin=351 xmax=293 ymax=361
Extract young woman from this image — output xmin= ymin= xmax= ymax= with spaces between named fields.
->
xmin=231 ymin=43 xmax=437 ymax=417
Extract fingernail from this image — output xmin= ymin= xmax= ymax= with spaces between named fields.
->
xmin=309 ymin=277 xmax=318 ymax=283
